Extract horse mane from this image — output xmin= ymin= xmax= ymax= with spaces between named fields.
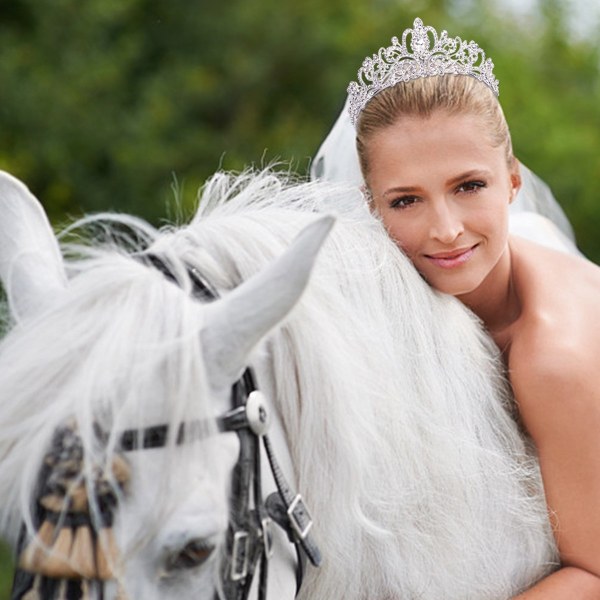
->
xmin=165 ymin=170 xmax=557 ymax=598
xmin=0 ymin=216 xmax=218 ymax=545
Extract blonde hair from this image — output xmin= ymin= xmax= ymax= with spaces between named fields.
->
xmin=356 ymin=75 xmax=514 ymax=179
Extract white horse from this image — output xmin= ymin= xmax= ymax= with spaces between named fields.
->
xmin=0 ymin=169 xmax=558 ymax=599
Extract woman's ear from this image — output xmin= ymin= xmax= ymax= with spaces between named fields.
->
xmin=509 ymin=157 xmax=522 ymax=204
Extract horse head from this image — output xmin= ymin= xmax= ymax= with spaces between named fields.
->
xmin=0 ymin=171 xmax=331 ymax=599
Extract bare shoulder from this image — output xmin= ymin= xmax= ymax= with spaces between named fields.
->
xmin=507 ymin=237 xmax=600 ymax=440
xmin=509 ymin=332 xmax=599 ymax=444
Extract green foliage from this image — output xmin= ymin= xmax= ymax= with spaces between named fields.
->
xmin=0 ymin=0 xmax=597 ymax=258
xmin=0 ymin=542 xmax=13 ymax=600
xmin=497 ymin=6 xmax=600 ymax=260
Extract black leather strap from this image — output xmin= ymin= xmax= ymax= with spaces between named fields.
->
xmin=262 ymin=436 xmax=322 ymax=568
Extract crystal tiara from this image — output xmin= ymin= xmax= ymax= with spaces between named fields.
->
xmin=347 ymin=18 xmax=499 ymax=126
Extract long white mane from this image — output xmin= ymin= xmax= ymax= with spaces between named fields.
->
xmin=160 ymin=171 xmax=558 ymax=598
xmin=0 ymin=170 xmax=558 ymax=598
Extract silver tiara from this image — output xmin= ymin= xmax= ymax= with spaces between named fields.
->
xmin=347 ymin=18 xmax=499 ymax=126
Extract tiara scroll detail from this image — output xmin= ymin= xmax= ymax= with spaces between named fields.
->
xmin=347 ymin=18 xmax=499 ymax=126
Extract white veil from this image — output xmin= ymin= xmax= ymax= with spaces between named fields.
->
xmin=311 ymin=96 xmax=580 ymax=255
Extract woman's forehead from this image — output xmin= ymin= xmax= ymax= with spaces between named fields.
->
xmin=366 ymin=113 xmax=506 ymax=186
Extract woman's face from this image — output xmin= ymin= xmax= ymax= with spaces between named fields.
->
xmin=365 ymin=111 xmax=520 ymax=298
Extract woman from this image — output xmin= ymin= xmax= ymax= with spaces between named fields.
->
xmin=324 ymin=18 xmax=600 ymax=598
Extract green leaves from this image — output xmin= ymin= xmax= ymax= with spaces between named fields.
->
xmin=0 ymin=0 xmax=597 ymax=260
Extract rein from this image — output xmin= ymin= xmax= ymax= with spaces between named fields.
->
xmin=10 ymin=255 xmax=320 ymax=600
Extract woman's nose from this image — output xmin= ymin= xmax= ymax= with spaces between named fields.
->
xmin=429 ymin=201 xmax=464 ymax=243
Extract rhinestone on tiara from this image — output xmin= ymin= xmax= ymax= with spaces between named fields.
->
xmin=347 ymin=18 xmax=499 ymax=126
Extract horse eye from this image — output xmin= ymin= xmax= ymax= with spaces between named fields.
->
xmin=165 ymin=539 xmax=215 ymax=571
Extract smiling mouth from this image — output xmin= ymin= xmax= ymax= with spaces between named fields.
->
xmin=425 ymin=244 xmax=478 ymax=268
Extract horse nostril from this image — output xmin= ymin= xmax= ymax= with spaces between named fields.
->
xmin=166 ymin=540 xmax=215 ymax=571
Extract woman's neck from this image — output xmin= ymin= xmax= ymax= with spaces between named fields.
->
xmin=457 ymin=244 xmax=521 ymax=347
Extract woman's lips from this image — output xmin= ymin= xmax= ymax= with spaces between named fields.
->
xmin=425 ymin=245 xmax=478 ymax=269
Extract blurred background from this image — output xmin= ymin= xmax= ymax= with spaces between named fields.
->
xmin=0 ymin=0 xmax=598 ymax=590
xmin=0 ymin=0 xmax=599 ymax=255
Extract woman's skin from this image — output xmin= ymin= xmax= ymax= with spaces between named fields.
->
xmin=365 ymin=110 xmax=600 ymax=598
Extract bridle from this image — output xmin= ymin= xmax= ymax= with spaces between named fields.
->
xmin=150 ymin=256 xmax=322 ymax=600
xmin=118 ymin=363 xmax=321 ymax=600
xmin=215 ymin=365 xmax=322 ymax=599
xmin=10 ymin=255 xmax=321 ymax=600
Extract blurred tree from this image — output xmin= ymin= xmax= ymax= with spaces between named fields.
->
xmin=498 ymin=0 xmax=600 ymax=259
xmin=0 ymin=0 xmax=597 ymax=257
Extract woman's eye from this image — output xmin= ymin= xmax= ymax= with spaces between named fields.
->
xmin=457 ymin=180 xmax=486 ymax=193
xmin=390 ymin=196 xmax=419 ymax=209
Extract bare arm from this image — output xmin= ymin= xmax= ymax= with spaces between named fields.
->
xmin=514 ymin=567 xmax=600 ymax=598
xmin=510 ymin=343 xmax=600 ymax=598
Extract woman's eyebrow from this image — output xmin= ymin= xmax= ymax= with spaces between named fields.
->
xmin=383 ymin=185 xmax=420 ymax=197
xmin=447 ymin=169 xmax=492 ymax=186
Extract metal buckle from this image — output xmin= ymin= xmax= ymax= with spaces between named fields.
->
xmin=230 ymin=530 xmax=250 ymax=581
xmin=261 ymin=517 xmax=274 ymax=560
xmin=287 ymin=494 xmax=313 ymax=540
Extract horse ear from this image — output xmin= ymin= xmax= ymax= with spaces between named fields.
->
xmin=201 ymin=215 xmax=334 ymax=391
xmin=0 ymin=171 xmax=67 ymax=321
